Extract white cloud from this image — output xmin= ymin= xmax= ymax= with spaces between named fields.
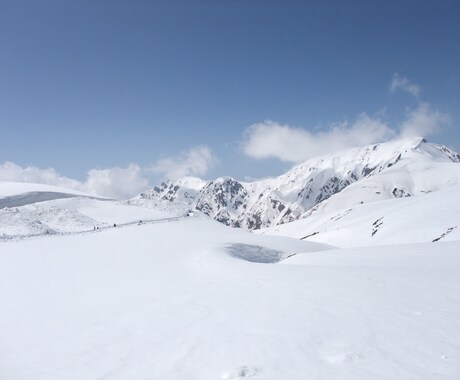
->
xmin=83 ymin=164 xmax=149 ymax=199
xmin=0 ymin=162 xmax=82 ymax=189
xmin=0 ymin=162 xmax=148 ymax=199
xmin=400 ymin=103 xmax=451 ymax=138
xmin=150 ymin=146 xmax=216 ymax=180
xmin=242 ymin=115 xmax=394 ymax=163
xmin=390 ymin=73 xmax=421 ymax=97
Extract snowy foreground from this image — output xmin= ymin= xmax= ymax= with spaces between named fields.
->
xmin=1 ymin=215 xmax=459 ymax=379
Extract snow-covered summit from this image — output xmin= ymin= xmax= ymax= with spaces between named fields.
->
xmin=138 ymin=138 xmax=460 ymax=229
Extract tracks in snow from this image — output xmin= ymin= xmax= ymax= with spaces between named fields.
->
xmin=432 ymin=226 xmax=458 ymax=242
xmin=0 ymin=214 xmax=190 ymax=243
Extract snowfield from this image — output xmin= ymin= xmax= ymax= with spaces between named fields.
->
xmin=260 ymin=184 xmax=460 ymax=247
xmin=1 ymin=215 xmax=459 ymax=379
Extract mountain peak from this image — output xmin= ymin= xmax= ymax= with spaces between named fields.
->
xmin=135 ymin=139 xmax=460 ymax=229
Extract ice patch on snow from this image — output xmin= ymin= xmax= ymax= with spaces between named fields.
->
xmin=225 ymin=243 xmax=289 ymax=263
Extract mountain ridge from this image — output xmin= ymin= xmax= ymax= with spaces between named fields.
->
xmin=133 ymin=137 xmax=460 ymax=229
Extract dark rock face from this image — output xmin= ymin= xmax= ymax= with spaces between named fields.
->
xmin=440 ymin=146 xmax=460 ymax=162
xmin=362 ymin=166 xmax=377 ymax=176
xmin=245 ymin=212 xmax=263 ymax=230
xmin=315 ymin=177 xmax=352 ymax=204
xmin=195 ymin=178 xmax=249 ymax=224
xmin=392 ymin=188 xmax=411 ymax=198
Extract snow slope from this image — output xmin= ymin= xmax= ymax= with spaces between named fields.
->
xmin=0 ymin=181 xmax=103 ymax=209
xmin=261 ymin=184 xmax=460 ymax=248
xmin=0 ymin=216 xmax=459 ymax=379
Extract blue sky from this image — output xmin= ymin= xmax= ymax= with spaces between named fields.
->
xmin=1 ymin=0 xmax=459 ymax=198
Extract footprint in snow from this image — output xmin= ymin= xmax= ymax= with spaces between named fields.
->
xmin=221 ymin=366 xmax=259 ymax=379
xmin=326 ymin=352 xmax=364 ymax=364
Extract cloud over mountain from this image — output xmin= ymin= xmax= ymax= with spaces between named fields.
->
xmin=150 ymin=146 xmax=216 ymax=180
xmin=241 ymin=115 xmax=394 ymax=163
xmin=400 ymin=103 xmax=451 ymax=138
xmin=241 ymin=77 xmax=450 ymax=165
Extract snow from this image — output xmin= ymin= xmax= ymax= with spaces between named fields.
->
xmin=1 ymin=215 xmax=459 ymax=379
xmin=261 ymin=184 xmax=460 ymax=247
xmin=0 ymin=181 xmax=95 ymax=199
xmin=0 ymin=195 xmax=183 ymax=239
xmin=302 ymin=153 xmax=460 ymax=218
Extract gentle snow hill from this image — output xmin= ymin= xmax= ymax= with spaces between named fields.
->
xmin=138 ymin=137 xmax=460 ymax=230
xmin=259 ymin=184 xmax=460 ymax=247
xmin=0 ymin=181 xmax=101 ymax=208
xmin=0 ymin=182 xmax=94 ymax=198
xmin=1 ymin=216 xmax=459 ymax=379
xmin=0 ymin=181 xmax=185 ymax=238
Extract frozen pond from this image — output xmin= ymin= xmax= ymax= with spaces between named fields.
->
xmin=225 ymin=243 xmax=290 ymax=263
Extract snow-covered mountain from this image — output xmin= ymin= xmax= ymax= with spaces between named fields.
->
xmin=134 ymin=137 xmax=460 ymax=229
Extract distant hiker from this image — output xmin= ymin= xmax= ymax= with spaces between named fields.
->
xmin=113 ymin=223 xmax=117 ymax=227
